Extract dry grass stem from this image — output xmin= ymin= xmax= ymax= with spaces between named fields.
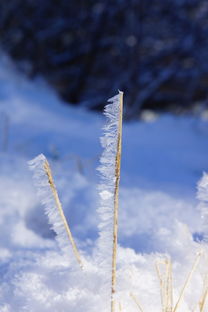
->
xmin=173 ymin=252 xmax=202 ymax=312
xmin=130 ymin=292 xmax=145 ymax=312
xmin=111 ymin=91 xmax=123 ymax=312
xmin=156 ymin=258 xmax=173 ymax=312
xmin=43 ymin=159 xmax=83 ymax=269
xmin=199 ymin=274 xmax=208 ymax=312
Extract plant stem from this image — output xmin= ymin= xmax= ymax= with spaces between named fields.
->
xmin=43 ymin=159 xmax=83 ymax=269
xmin=156 ymin=258 xmax=173 ymax=312
xmin=173 ymin=252 xmax=202 ymax=312
xmin=130 ymin=292 xmax=145 ymax=312
xmin=111 ymin=91 xmax=123 ymax=312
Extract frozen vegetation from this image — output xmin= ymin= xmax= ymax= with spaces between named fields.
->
xmin=1 ymin=53 xmax=208 ymax=311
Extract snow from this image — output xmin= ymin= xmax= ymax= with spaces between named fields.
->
xmin=1 ymin=52 xmax=208 ymax=311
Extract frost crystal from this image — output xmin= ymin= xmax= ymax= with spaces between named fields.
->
xmin=96 ymin=91 xmax=123 ymax=308
xmin=28 ymin=154 xmax=81 ymax=267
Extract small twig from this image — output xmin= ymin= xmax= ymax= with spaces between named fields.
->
xmin=111 ymin=91 xmax=123 ymax=312
xmin=199 ymin=274 xmax=208 ymax=312
xmin=155 ymin=258 xmax=173 ymax=312
xmin=166 ymin=259 xmax=173 ymax=312
xmin=173 ymin=252 xmax=202 ymax=312
xmin=156 ymin=260 xmax=164 ymax=310
xmin=43 ymin=159 xmax=83 ymax=269
xmin=130 ymin=292 xmax=145 ymax=312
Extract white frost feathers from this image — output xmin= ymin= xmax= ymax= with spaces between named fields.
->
xmin=28 ymin=154 xmax=83 ymax=268
xmin=96 ymin=91 xmax=123 ymax=303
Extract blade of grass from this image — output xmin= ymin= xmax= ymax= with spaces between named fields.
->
xmin=166 ymin=259 xmax=173 ymax=312
xmin=173 ymin=252 xmax=202 ymax=312
xmin=130 ymin=292 xmax=145 ymax=312
xmin=155 ymin=258 xmax=173 ymax=312
xmin=111 ymin=91 xmax=123 ymax=312
xmin=156 ymin=260 xmax=164 ymax=310
xmin=43 ymin=158 xmax=83 ymax=269
xmin=199 ymin=274 xmax=208 ymax=312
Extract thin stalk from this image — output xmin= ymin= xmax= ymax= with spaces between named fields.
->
xmin=199 ymin=274 xmax=208 ymax=312
xmin=130 ymin=292 xmax=145 ymax=312
xmin=199 ymin=288 xmax=208 ymax=312
xmin=155 ymin=258 xmax=173 ymax=312
xmin=173 ymin=252 xmax=202 ymax=312
xmin=156 ymin=260 xmax=164 ymax=311
xmin=164 ymin=259 xmax=173 ymax=312
xmin=43 ymin=159 xmax=83 ymax=269
xmin=111 ymin=91 xmax=123 ymax=312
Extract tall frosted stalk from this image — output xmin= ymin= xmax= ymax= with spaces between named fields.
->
xmin=97 ymin=91 xmax=123 ymax=312
xmin=29 ymin=154 xmax=83 ymax=269
xmin=111 ymin=91 xmax=123 ymax=312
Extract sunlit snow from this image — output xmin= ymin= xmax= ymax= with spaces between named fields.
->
xmin=0 ymin=53 xmax=208 ymax=311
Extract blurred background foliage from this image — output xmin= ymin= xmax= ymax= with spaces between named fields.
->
xmin=1 ymin=0 xmax=208 ymax=118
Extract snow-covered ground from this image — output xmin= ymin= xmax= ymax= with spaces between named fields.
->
xmin=1 ymin=53 xmax=208 ymax=311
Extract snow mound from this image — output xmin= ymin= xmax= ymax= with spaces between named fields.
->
xmin=0 ymin=53 xmax=208 ymax=311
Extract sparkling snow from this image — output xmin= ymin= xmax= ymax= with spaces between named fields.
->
xmin=0 ymin=52 xmax=208 ymax=311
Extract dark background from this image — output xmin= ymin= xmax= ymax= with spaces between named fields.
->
xmin=1 ymin=0 xmax=208 ymax=118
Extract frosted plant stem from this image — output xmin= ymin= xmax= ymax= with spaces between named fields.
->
xmin=111 ymin=91 xmax=123 ymax=312
xmin=43 ymin=159 xmax=83 ymax=269
xmin=166 ymin=260 xmax=173 ymax=312
xmin=199 ymin=287 xmax=208 ymax=312
xmin=155 ymin=258 xmax=173 ymax=312
xmin=156 ymin=261 xmax=164 ymax=311
xmin=199 ymin=274 xmax=208 ymax=312
xmin=165 ymin=259 xmax=173 ymax=312
xmin=130 ymin=292 xmax=145 ymax=312
xmin=173 ymin=252 xmax=202 ymax=312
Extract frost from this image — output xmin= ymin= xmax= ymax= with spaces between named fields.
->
xmin=99 ymin=190 xmax=113 ymax=200
xmin=95 ymin=92 xmax=123 ymax=309
xmin=28 ymin=154 xmax=83 ymax=268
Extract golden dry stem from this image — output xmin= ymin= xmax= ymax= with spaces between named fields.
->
xmin=198 ymin=274 xmax=208 ymax=312
xmin=156 ymin=258 xmax=173 ymax=312
xmin=43 ymin=159 xmax=83 ymax=269
xmin=111 ymin=91 xmax=123 ymax=312
xmin=173 ymin=252 xmax=202 ymax=312
xmin=130 ymin=292 xmax=145 ymax=312
xmin=127 ymin=252 xmax=207 ymax=312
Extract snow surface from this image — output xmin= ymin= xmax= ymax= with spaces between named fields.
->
xmin=1 ymin=53 xmax=208 ymax=311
